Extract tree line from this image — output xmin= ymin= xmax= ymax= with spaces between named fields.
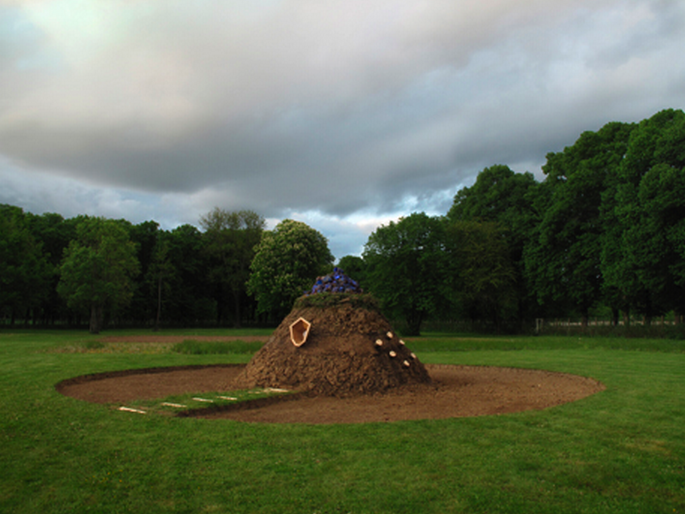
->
xmin=357 ymin=108 xmax=685 ymax=334
xmin=0 ymin=205 xmax=334 ymax=333
xmin=1 ymin=109 xmax=683 ymax=334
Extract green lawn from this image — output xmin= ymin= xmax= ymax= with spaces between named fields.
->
xmin=1 ymin=329 xmax=684 ymax=513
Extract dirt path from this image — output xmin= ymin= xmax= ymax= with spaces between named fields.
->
xmin=56 ymin=364 xmax=604 ymax=424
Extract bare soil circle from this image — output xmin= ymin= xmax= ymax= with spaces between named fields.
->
xmin=56 ymin=362 xmax=605 ymax=424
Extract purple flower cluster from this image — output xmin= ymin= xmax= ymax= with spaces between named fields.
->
xmin=305 ymin=267 xmax=363 ymax=295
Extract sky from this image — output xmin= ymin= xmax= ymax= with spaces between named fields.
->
xmin=2 ymin=0 xmax=685 ymax=259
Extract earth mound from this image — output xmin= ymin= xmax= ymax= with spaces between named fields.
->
xmin=239 ymin=291 xmax=431 ymax=397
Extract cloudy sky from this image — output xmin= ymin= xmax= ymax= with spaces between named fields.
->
xmin=2 ymin=0 xmax=684 ymax=258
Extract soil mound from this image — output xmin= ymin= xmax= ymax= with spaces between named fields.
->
xmin=239 ymin=293 xmax=431 ymax=397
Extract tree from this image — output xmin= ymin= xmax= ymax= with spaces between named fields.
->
xmin=247 ymin=219 xmax=333 ymax=320
xmin=24 ymin=212 xmax=77 ymax=325
xmin=447 ymin=165 xmax=538 ymax=323
xmin=525 ymin=121 xmax=634 ymax=326
xmin=148 ymin=234 xmax=175 ymax=331
xmin=161 ymin=224 xmax=214 ymax=325
xmin=363 ymin=213 xmax=450 ymax=336
xmin=634 ymin=163 xmax=685 ymax=317
xmin=124 ymin=220 xmax=162 ymax=324
xmin=57 ymin=217 xmax=140 ymax=334
xmin=445 ymin=220 xmax=517 ymax=329
xmin=200 ymin=208 xmax=265 ymax=327
xmin=336 ymin=255 xmax=367 ymax=289
xmin=0 ymin=205 xmax=52 ymax=324
xmin=448 ymin=165 xmax=536 ymax=234
xmin=605 ymin=109 xmax=685 ymax=323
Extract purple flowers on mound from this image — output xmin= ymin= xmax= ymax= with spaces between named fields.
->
xmin=305 ymin=267 xmax=363 ymax=295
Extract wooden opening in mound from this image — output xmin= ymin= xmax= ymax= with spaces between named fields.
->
xmin=238 ymin=294 xmax=431 ymax=397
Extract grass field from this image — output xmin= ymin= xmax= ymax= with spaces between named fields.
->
xmin=1 ymin=329 xmax=684 ymax=513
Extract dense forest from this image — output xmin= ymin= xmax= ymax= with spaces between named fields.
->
xmin=1 ymin=109 xmax=684 ymax=334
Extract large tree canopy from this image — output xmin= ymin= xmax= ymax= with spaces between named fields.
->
xmin=447 ymin=164 xmax=538 ymax=324
xmin=200 ymin=208 xmax=265 ymax=327
xmin=604 ymin=109 xmax=685 ymax=322
xmin=336 ymin=255 xmax=368 ymax=289
xmin=363 ymin=213 xmax=450 ymax=336
xmin=525 ymin=121 xmax=635 ymax=325
xmin=247 ymin=219 xmax=334 ymax=319
xmin=162 ymin=224 xmax=213 ymax=325
xmin=445 ymin=220 xmax=517 ymax=328
xmin=448 ymin=164 xmax=537 ymax=237
xmin=57 ymin=217 xmax=140 ymax=334
xmin=0 ymin=205 xmax=52 ymax=324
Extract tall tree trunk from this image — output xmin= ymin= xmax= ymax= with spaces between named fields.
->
xmin=233 ymin=289 xmax=242 ymax=329
xmin=611 ymin=307 xmax=619 ymax=327
xmin=579 ymin=303 xmax=590 ymax=329
xmin=405 ymin=309 xmax=424 ymax=337
xmin=215 ymin=285 xmax=224 ymax=326
xmin=90 ymin=304 xmax=103 ymax=334
xmin=154 ymin=275 xmax=162 ymax=332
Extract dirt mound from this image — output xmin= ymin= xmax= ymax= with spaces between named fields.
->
xmin=239 ymin=295 xmax=431 ymax=396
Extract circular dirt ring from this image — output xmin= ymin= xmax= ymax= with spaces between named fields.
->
xmin=56 ymin=364 xmax=604 ymax=424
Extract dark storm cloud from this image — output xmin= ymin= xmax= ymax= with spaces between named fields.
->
xmin=1 ymin=0 xmax=684 ymax=256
